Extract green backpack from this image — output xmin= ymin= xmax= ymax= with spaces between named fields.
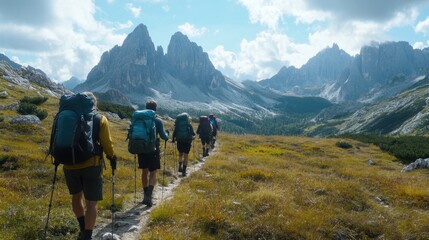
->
xmin=128 ymin=110 xmax=157 ymax=154
xmin=175 ymin=113 xmax=192 ymax=141
xmin=49 ymin=93 xmax=101 ymax=165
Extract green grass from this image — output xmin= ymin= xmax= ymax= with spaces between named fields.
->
xmin=141 ymin=134 xmax=429 ymax=239
xmin=0 ymin=78 xmax=191 ymax=239
xmin=2 ymin=77 xmax=429 ymax=239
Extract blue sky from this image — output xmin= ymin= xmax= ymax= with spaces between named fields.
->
xmin=1 ymin=0 xmax=429 ymax=83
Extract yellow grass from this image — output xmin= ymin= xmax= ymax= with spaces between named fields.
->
xmin=141 ymin=133 xmax=429 ymax=239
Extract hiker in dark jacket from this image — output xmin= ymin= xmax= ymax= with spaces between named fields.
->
xmin=196 ymin=115 xmax=213 ymax=157
xmin=172 ymin=113 xmax=195 ymax=177
xmin=209 ymin=114 xmax=219 ymax=148
xmin=139 ymin=100 xmax=169 ymax=207
xmin=61 ymin=92 xmax=117 ymax=240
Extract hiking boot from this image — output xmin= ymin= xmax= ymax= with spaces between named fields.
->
xmin=205 ymin=149 xmax=209 ymax=157
xmin=76 ymin=232 xmax=83 ymax=240
xmin=178 ymin=162 xmax=183 ymax=172
xmin=202 ymin=148 xmax=207 ymax=157
xmin=145 ymin=185 xmax=154 ymax=207
xmin=182 ymin=165 xmax=187 ymax=177
xmin=82 ymin=230 xmax=93 ymax=240
xmin=142 ymin=187 xmax=150 ymax=205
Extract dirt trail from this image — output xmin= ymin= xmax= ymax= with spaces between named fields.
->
xmin=93 ymin=145 xmax=216 ymax=240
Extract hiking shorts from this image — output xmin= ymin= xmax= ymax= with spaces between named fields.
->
xmin=177 ymin=140 xmax=192 ymax=154
xmin=138 ymin=149 xmax=160 ymax=172
xmin=63 ymin=166 xmax=103 ymax=201
xmin=200 ymin=136 xmax=211 ymax=146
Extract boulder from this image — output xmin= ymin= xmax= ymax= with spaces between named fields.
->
xmin=0 ymin=90 xmax=8 ymax=98
xmin=10 ymin=115 xmax=41 ymax=124
xmin=401 ymin=158 xmax=429 ymax=172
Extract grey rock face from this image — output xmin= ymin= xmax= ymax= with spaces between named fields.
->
xmin=260 ymin=43 xmax=353 ymax=95
xmin=76 ymin=24 xmax=160 ymax=95
xmin=324 ymin=41 xmax=429 ymax=103
xmin=0 ymin=61 xmax=71 ymax=96
xmin=10 ymin=115 xmax=41 ymax=124
xmin=401 ymin=158 xmax=429 ymax=172
xmin=166 ymin=32 xmax=226 ymax=91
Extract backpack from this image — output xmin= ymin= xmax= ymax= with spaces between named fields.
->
xmin=199 ymin=116 xmax=212 ymax=137
xmin=128 ymin=110 xmax=157 ymax=154
xmin=175 ymin=113 xmax=192 ymax=141
xmin=49 ymin=93 xmax=102 ymax=165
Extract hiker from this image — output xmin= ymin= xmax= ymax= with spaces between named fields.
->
xmin=208 ymin=114 xmax=219 ymax=148
xmin=172 ymin=112 xmax=195 ymax=177
xmin=52 ymin=92 xmax=117 ymax=240
xmin=196 ymin=115 xmax=213 ymax=157
xmin=131 ymin=100 xmax=169 ymax=207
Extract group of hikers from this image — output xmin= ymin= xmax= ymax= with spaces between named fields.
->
xmin=46 ymin=92 xmax=219 ymax=240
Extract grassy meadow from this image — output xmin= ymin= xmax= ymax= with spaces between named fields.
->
xmin=0 ymin=79 xmax=197 ymax=239
xmin=142 ymin=133 xmax=429 ymax=239
xmin=1 ymin=78 xmax=429 ymax=239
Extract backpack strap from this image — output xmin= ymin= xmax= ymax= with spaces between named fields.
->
xmin=92 ymin=114 xmax=103 ymax=158
xmin=46 ymin=113 xmax=60 ymax=162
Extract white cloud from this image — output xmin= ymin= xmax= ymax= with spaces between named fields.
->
xmin=0 ymin=0 xmax=127 ymax=82
xmin=178 ymin=23 xmax=207 ymax=37
xmin=218 ymin=0 xmax=428 ymax=81
xmin=210 ymin=31 xmax=314 ymax=80
xmin=413 ymin=41 xmax=429 ymax=49
xmin=416 ymin=17 xmax=429 ymax=34
xmin=162 ymin=5 xmax=170 ymax=12
xmin=126 ymin=3 xmax=142 ymax=18
xmin=117 ymin=20 xmax=134 ymax=30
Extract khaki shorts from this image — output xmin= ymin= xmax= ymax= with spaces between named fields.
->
xmin=63 ymin=166 xmax=103 ymax=201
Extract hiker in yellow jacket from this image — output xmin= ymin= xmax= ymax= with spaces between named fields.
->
xmin=61 ymin=92 xmax=117 ymax=240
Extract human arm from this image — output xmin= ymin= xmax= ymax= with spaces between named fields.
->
xmin=155 ymin=118 xmax=169 ymax=141
xmin=99 ymin=116 xmax=116 ymax=169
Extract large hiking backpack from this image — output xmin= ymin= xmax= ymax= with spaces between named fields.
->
xmin=175 ymin=113 xmax=192 ymax=141
xmin=128 ymin=110 xmax=157 ymax=154
xmin=199 ymin=115 xmax=212 ymax=137
xmin=49 ymin=93 xmax=101 ymax=165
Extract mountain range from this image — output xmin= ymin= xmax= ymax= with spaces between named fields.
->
xmin=2 ymin=23 xmax=429 ymax=136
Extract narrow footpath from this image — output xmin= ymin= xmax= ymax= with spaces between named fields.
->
xmin=93 ymin=144 xmax=216 ymax=240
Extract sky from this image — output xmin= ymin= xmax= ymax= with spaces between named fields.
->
xmin=1 ymin=0 xmax=429 ymax=83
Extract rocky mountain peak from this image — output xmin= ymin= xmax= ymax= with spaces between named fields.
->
xmin=166 ymin=31 xmax=225 ymax=90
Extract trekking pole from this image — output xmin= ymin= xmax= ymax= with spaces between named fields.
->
xmin=192 ymin=138 xmax=196 ymax=171
xmin=44 ymin=165 xmax=58 ymax=239
xmin=111 ymin=168 xmax=115 ymax=240
xmin=161 ymin=140 xmax=167 ymax=202
xmin=172 ymin=141 xmax=176 ymax=175
xmin=196 ymin=139 xmax=200 ymax=161
xmin=134 ymin=154 xmax=137 ymax=204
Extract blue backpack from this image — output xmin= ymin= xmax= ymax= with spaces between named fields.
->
xmin=175 ymin=113 xmax=192 ymax=141
xmin=49 ymin=93 xmax=101 ymax=165
xmin=128 ymin=110 xmax=157 ymax=154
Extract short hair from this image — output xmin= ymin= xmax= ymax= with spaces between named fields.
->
xmin=145 ymin=100 xmax=157 ymax=111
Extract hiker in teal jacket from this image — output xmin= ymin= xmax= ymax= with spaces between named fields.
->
xmin=138 ymin=100 xmax=169 ymax=207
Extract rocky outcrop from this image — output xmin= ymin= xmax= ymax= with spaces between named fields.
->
xmin=401 ymin=158 xmax=429 ymax=172
xmin=166 ymin=32 xmax=226 ymax=91
xmin=323 ymin=42 xmax=429 ymax=103
xmin=260 ymin=43 xmax=353 ymax=95
xmin=94 ymin=89 xmax=132 ymax=106
xmin=73 ymin=23 xmax=273 ymax=114
xmin=75 ymin=24 xmax=160 ymax=95
xmin=10 ymin=115 xmax=41 ymax=124
xmin=0 ymin=61 xmax=71 ymax=96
